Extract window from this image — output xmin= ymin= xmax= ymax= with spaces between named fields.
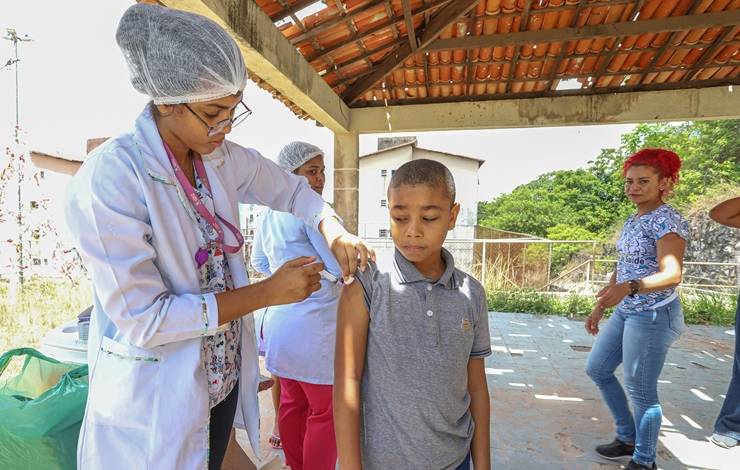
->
xmin=43 ymin=259 xmax=48 ymax=265
xmin=39 ymin=171 xmax=45 ymax=179
xmin=391 ymin=169 xmax=396 ymax=176
xmin=30 ymin=201 xmax=39 ymax=209
xmin=378 ymin=229 xmax=389 ymax=238
xmin=380 ymin=169 xmax=387 ymax=177
xmin=380 ymin=199 xmax=387 ymax=207
xmin=32 ymin=258 xmax=41 ymax=266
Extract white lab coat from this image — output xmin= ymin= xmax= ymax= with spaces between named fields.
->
xmin=65 ymin=105 xmax=335 ymax=470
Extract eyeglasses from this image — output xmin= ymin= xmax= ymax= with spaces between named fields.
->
xmin=183 ymin=100 xmax=252 ymax=137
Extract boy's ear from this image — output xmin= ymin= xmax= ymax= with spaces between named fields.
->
xmin=448 ymin=202 xmax=460 ymax=230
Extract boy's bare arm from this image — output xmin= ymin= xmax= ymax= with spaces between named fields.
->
xmin=334 ymin=281 xmax=370 ymax=470
xmin=468 ymin=358 xmax=491 ymax=470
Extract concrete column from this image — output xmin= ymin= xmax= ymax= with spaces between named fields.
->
xmin=333 ymin=132 xmax=359 ymax=235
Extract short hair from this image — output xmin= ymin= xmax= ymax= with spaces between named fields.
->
xmin=623 ymin=148 xmax=682 ymax=183
xmin=388 ymin=159 xmax=456 ymax=203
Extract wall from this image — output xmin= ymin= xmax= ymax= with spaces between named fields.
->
xmin=358 ymin=145 xmax=480 ymax=240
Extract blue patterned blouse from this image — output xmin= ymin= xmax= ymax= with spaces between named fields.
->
xmin=616 ymin=204 xmax=689 ymax=312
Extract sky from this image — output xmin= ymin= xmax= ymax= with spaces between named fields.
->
xmin=1 ymin=0 xmax=641 ymax=204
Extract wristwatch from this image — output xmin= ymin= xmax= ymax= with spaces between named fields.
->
xmin=628 ymin=279 xmax=641 ymax=297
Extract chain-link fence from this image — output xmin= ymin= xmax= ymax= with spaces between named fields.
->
xmin=243 ymin=236 xmax=739 ymax=296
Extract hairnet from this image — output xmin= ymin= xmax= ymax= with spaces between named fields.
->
xmin=277 ymin=142 xmax=324 ymax=172
xmin=115 ymin=3 xmax=247 ymax=105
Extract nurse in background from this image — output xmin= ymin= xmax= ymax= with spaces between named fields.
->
xmin=251 ymin=142 xmax=342 ymax=470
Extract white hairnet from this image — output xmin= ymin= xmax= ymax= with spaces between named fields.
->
xmin=277 ymin=142 xmax=324 ymax=172
xmin=115 ymin=3 xmax=247 ymax=105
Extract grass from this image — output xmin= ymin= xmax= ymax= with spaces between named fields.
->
xmin=487 ymin=288 xmax=737 ymax=326
xmin=0 ymin=278 xmax=91 ymax=374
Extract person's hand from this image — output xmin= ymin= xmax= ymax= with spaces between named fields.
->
xmin=585 ymin=307 xmax=604 ymax=336
xmin=330 ymin=233 xmax=376 ymax=284
xmin=596 ymin=282 xmax=630 ymax=309
xmin=265 ymin=256 xmax=324 ymax=305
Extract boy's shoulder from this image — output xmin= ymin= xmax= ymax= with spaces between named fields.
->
xmin=451 ymin=265 xmax=487 ymax=304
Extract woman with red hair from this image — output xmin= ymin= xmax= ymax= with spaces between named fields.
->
xmin=584 ymin=148 xmax=689 ymax=470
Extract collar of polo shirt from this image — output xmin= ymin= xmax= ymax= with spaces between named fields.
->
xmin=392 ymin=248 xmax=459 ymax=289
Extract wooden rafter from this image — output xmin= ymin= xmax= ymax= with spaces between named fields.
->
xmin=305 ymin=0 xmax=450 ymax=63
xmin=424 ymin=9 xmax=740 ymax=52
xmin=636 ymin=0 xmax=703 ymax=86
xmin=289 ymin=0 xmax=386 ymax=44
xmin=401 ymin=0 xmax=418 ymax=52
xmin=270 ymin=0 xmax=318 ymax=21
xmin=332 ymin=38 xmax=406 ymax=74
xmin=342 ymin=0 xmax=478 ymax=104
xmin=361 ymin=40 xmax=740 ymax=73
xmin=682 ymin=25 xmax=738 ymax=82
xmin=354 ymin=77 xmax=740 ymax=108
xmin=542 ymin=0 xmax=588 ymax=92
xmin=590 ymin=0 xmax=647 ymax=88
xmin=504 ymin=0 xmax=533 ymax=94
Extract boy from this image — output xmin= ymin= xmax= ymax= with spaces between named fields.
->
xmin=334 ymin=159 xmax=492 ymax=470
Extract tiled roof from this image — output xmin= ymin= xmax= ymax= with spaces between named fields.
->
xmin=252 ymin=0 xmax=738 ymax=113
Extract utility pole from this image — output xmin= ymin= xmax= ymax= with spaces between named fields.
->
xmin=3 ymin=28 xmax=32 ymax=287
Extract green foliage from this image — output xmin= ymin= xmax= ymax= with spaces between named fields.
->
xmin=546 ymin=224 xmax=599 ymax=272
xmin=478 ymin=120 xmax=740 ymax=240
xmin=486 ymin=288 xmax=737 ymax=326
xmin=478 ymin=169 xmax=623 ymax=237
xmin=0 ymin=278 xmax=91 ymax=370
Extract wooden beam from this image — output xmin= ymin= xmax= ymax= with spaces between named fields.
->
xmin=401 ymin=0 xmax=418 ymax=52
xmin=589 ymin=0 xmax=647 ymax=88
xmin=542 ymin=0 xmax=588 ymax=92
xmin=425 ymin=9 xmax=740 ymax=52
xmin=505 ymin=1 xmax=533 ymax=94
xmin=289 ymin=0 xmax=386 ymax=44
xmin=332 ymin=38 xmax=405 ymax=73
xmin=378 ymin=39 xmax=740 ymax=72
xmin=269 ymin=0 xmax=318 ymax=21
xmin=305 ymin=0 xmax=450 ymax=63
xmin=682 ymin=25 xmax=738 ymax=82
xmin=349 ymin=85 xmax=740 ymax=133
xmin=342 ymin=0 xmax=478 ymax=104
xmin=635 ymin=0 xmax=703 ymax=86
xmin=163 ymin=0 xmax=351 ymax=132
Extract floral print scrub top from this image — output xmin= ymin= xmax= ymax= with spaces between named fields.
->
xmin=194 ymin=170 xmax=241 ymax=408
xmin=616 ymin=204 xmax=689 ymax=313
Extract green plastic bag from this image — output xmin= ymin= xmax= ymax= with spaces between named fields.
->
xmin=0 ymin=348 xmax=89 ymax=470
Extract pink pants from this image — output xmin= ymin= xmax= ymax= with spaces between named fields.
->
xmin=278 ymin=377 xmax=337 ymax=470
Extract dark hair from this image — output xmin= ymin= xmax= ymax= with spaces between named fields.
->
xmin=388 ymin=159 xmax=456 ymax=203
xmin=623 ymin=148 xmax=682 ymax=183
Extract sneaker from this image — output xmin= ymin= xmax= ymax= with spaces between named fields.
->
xmin=625 ymin=460 xmax=656 ymax=470
xmin=710 ymin=432 xmax=739 ymax=449
xmin=595 ymin=438 xmax=635 ymax=460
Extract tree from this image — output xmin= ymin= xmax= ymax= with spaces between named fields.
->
xmin=479 ymin=120 xmax=740 ymax=239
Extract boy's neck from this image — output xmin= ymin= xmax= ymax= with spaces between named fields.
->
xmin=410 ymin=250 xmax=446 ymax=281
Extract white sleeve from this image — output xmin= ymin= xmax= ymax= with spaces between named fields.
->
xmin=224 ymin=143 xmax=337 ymax=231
xmin=250 ymin=213 xmax=272 ymax=276
xmin=65 ymin=150 xmax=220 ymax=349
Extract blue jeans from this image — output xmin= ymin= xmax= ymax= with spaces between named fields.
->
xmin=714 ymin=293 xmax=740 ymax=440
xmin=586 ymin=297 xmax=685 ymax=465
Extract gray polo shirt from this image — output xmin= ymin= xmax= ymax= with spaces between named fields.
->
xmin=354 ymin=248 xmax=492 ymax=470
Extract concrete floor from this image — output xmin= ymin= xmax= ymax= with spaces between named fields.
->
xmin=237 ymin=312 xmax=739 ymax=470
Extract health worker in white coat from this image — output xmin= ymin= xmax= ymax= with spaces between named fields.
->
xmin=65 ymin=4 xmax=373 ymax=470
